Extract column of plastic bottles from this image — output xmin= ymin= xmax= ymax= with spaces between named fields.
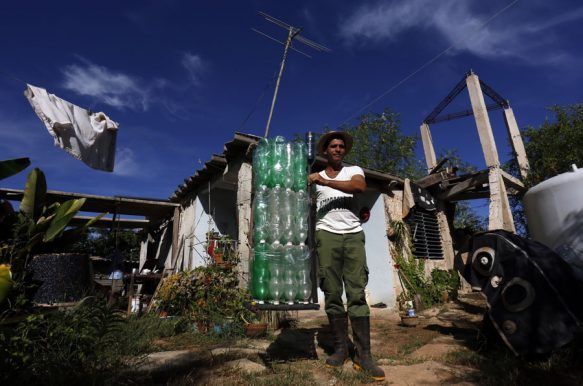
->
xmin=250 ymin=136 xmax=311 ymax=305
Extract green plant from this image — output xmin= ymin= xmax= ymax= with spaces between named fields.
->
xmin=389 ymin=220 xmax=460 ymax=308
xmin=156 ymin=266 xmax=254 ymax=334
xmin=0 ymin=297 xmax=188 ymax=384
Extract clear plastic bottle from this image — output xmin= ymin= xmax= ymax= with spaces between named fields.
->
xmin=282 ymin=242 xmax=297 ymax=305
xmin=266 ymin=187 xmax=282 ymax=244
xmin=267 ymin=242 xmax=283 ymax=304
xmin=295 ymin=243 xmax=312 ymax=304
xmin=293 ymin=190 xmax=308 ymax=245
xmin=279 ymin=189 xmax=294 ymax=244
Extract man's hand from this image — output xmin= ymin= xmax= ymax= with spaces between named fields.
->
xmin=308 ymin=172 xmax=325 ymax=186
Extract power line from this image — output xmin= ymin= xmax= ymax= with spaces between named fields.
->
xmin=337 ymin=0 xmax=520 ymax=127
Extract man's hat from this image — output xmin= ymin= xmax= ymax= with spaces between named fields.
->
xmin=316 ymin=131 xmax=354 ymax=155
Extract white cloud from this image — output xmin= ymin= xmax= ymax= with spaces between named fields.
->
xmin=62 ymin=60 xmax=151 ymax=111
xmin=339 ymin=0 xmax=583 ymax=66
xmin=114 ymin=147 xmax=139 ymax=176
xmin=181 ymin=52 xmax=205 ymax=86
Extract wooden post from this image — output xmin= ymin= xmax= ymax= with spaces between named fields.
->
xmin=466 ymin=74 xmax=501 ymax=167
xmin=170 ymin=206 xmax=180 ymax=271
xmin=420 ymin=123 xmax=437 ymax=173
xmin=503 ymin=107 xmax=530 ymax=179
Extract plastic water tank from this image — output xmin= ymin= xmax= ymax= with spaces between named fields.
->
xmin=523 ymin=165 xmax=583 ymax=279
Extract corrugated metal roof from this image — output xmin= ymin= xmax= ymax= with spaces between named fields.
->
xmin=170 ymin=131 xmax=404 ymax=202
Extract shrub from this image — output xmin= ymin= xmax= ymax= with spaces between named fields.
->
xmin=0 ymin=297 xmax=188 ymax=384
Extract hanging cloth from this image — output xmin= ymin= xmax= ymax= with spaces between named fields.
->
xmin=24 ymin=84 xmax=119 ymax=172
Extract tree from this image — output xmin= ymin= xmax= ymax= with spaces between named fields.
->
xmin=338 ymin=109 xmax=424 ymax=178
xmin=508 ymin=103 xmax=583 ymax=234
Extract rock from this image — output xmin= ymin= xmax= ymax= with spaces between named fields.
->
xmin=245 ymin=339 xmax=272 ymax=351
xmin=210 ymin=347 xmax=264 ymax=357
xmin=136 ymin=350 xmax=205 ymax=374
xmin=222 ymin=358 xmax=266 ymax=374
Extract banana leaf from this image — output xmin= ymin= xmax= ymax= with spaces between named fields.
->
xmin=21 ymin=168 xmax=47 ymax=220
xmin=0 ymin=157 xmax=30 ymax=180
xmin=43 ymin=198 xmax=87 ymax=242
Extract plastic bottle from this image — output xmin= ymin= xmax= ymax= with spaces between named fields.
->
xmin=271 ymin=136 xmax=286 ymax=188
xmin=279 ymin=189 xmax=294 ymax=244
xmin=253 ymin=138 xmax=271 ymax=190
xmin=282 ymin=142 xmax=294 ymax=190
xmin=266 ymin=187 xmax=282 ymax=244
xmin=253 ymin=188 xmax=269 ymax=244
xmin=293 ymin=190 xmax=308 ymax=245
xmin=267 ymin=242 xmax=283 ymax=304
xmin=251 ymin=242 xmax=270 ymax=303
xmin=292 ymin=140 xmax=308 ymax=192
xmin=282 ymin=242 xmax=297 ymax=305
xmin=295 ymin=243 xmax=312 ymax=304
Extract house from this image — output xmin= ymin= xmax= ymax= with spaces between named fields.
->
xmin=141 ymin=132 xmax=455 ymax=310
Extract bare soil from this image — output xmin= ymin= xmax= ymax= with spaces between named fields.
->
xmin=146 ymin=293 xmax=583 ymax=385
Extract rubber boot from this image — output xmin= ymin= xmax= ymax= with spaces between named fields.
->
xmin=325 ymin=313 xmax=349 ymax=367
xmin=350 ymin=316 xmax=385 ymax=381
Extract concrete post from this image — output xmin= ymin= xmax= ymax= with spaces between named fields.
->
xmin=466 ymin=74 xmax=501 ymax=167
xmin=503 ymin=107 xmax=530 ymax=179
xmin=236 ymin=161 xmax=253 ymax=288
xmin=420 ymin=123 xmax=437 ymax=173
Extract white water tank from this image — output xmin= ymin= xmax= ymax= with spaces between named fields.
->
xmin=523 ymin=165 xmax=583 ymax=279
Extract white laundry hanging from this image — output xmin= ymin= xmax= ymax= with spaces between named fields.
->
xmin=24 ymin=84 xmax=119 ymax=172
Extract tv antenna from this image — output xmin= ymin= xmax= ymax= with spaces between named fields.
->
xmin=253 ymin=11 xmax=331 ymax=137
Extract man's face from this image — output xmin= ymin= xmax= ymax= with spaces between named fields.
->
xmin=325 ymin=138 xmax=346 ymax=162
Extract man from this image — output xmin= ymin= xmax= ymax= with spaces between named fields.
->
xmin=308 ymin=131 xmax=385 ymax=381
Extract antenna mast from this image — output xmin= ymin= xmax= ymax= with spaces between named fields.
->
xmin=254 ymin=11 xmax=330 ymax=137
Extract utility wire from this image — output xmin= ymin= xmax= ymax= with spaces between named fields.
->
xmin=0 ymin=68 xmax=27 ymax=85
xmin=237 ymin=69 xmax=279 ymax=132
xmin=337 ymin=0 xmax=520 ymax=127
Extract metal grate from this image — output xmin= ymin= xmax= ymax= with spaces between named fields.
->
xmin=405 ymin=208 xmax=444 ymax=259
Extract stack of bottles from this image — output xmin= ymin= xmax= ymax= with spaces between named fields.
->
xmin=251 ymin=136 xmax=311 ymax=305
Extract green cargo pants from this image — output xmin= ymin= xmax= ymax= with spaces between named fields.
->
xmin=316 ymin=229 xmax=370 ymax=318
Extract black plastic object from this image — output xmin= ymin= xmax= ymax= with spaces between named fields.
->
xmin=457 ymin=230 xmax=583 ymax=355
xmin=28 ymin=253 xmax=91 ymax=304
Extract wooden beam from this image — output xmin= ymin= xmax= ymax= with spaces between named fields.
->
xmin=466 ymin=74 xmax=501 ymax=167
xmin=236 ymin=161 xmax=253 ymax=286
xmin=415 ymin=170 xmax=450 ymax=189
xmin=69 ymin=216 xmax=149 ymax=229
xmin=500 ymin=170 xmax=526 ymax=192
xmin=439 ymin=171 xmax=489 ymax=201
xmin=420 ymin=123 xmax=437 ymax=173
xmin=503 ymin=107 xmax=530 ymax=179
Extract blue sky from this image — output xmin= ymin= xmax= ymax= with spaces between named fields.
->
xmin=1 ymin=0 xmax=582 ymax=201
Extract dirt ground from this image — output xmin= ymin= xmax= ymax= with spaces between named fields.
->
xmin=145 ymin=293 xmax=583 ymax=385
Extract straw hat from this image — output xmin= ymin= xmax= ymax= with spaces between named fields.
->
xmin=316 ymin=131 xmax=354 ymax=155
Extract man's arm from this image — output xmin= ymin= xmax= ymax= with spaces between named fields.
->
xmin=308 ymin=173 xmax=366 ymax=194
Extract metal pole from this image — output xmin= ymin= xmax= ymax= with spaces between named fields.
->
xmin=264 ymin=27 xmax=299 ymax=138
xmin=306 ymin=132 xmax=318 ymax=304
